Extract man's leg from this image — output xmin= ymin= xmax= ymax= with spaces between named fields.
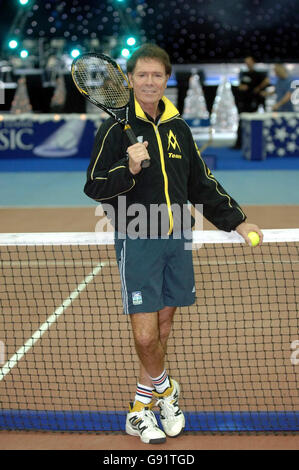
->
xmin=130 ymin=311 xmax=165 ymax=380
xmin=151 ymin=306 xmax=185 ymax=437
xmin=134 ymin=307 xmax=176 ymax=392
xmin=131 ymin=306 xmax=176 ymax=386
xmin=158 ymin=306 xmax=177 ymax=352
xmin=125 ymin=307 xmax=176 ymax=444
xmin=128 ymin=306 xmax=185 ymax=438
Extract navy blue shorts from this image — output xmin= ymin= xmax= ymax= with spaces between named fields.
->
xmin=114 ymin=234 xmax=195 ymax=314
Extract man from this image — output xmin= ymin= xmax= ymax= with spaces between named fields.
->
xmin=262 ymin=64 xmax=294 ymax=112
xmin=84 ymin=44 xmax=263 ymax=444
xmin=233 ymin=55 xmax=270 ymax=148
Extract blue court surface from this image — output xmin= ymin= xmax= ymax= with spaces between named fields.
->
xmin=0 ymin=147 xmax=299 ymax=207
xmin=1 ymin=170 xmax=299 ymax=207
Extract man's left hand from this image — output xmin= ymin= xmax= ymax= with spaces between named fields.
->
xmin=235 ymin=222 xmax=263 ymax=246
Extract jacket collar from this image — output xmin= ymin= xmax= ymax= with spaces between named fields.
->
xmin=133 ymin=95 xmax=180 ymax=123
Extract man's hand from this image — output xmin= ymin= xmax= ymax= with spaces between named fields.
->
xmin=235 ymin=221 xmax=263 ymax=246
xmin=127 ymin=141 xmax=150 ymax=175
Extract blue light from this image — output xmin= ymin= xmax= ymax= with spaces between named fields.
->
xmin=71 ymin=49 xmax=80 ymax=58
xmin=121 ymin=48 xmax=130 ymax=58
xmin=20 ymin=49 xmax=29 ymax=58
xmin=126 ymin=37 xmax=136 ymax=46
xmin=8 ymin=40 xmax=18 ymax=49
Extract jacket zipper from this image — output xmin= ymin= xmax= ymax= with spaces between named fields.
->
xmin=151 ymin=122 xmax=173 ymax=235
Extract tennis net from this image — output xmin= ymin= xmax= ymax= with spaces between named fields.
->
xmin=0 ymin=229 xmax=298 ymax=433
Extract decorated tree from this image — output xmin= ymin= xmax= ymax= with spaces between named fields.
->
xmin=210 ymin=78 xmax=238 ymax=131
xmin=10 ymin=77 xmax=32 ymax=114
xmin=183 ymin=73 xmax=209 ymax=120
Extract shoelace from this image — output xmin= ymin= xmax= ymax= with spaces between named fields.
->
xmin=156 ymin=397 xmax=180 ymax=419
xmin=139 ymin=407 xmax=159 ymax=427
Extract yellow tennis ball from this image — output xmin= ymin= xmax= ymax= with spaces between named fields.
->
xmin=248 ymin=231 xmax=260 ymax=247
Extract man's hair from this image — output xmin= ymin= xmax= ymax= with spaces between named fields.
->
xmin=274 ymin=63 xmax=288 ymax=76
xmin=126 ymin=43 xmax=172 ymax=76
xmin=244 ymin=55 xmax=257 ymax=63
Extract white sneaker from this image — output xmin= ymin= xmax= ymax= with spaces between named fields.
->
xmin=153 ymin=378 xmax=185 ymax=437
xmin=126 ymin=401 xmax=166 ymax=444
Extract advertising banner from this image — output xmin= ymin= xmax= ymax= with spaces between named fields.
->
xmin=0 ymin=114 xmax=103 ymax=159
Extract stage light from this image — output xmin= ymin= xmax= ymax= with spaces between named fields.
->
xmin=126 ymin=37 xmax=136 ymax=46
xmin=8 ymin=39 xmax=18 ymax=49
xmin=121 ymin=48 xmax=130 ymax=58
xmin=71 ymin=49 xmax=80 ymax=58
xmin=19 ymin=0 xmax=29 ymax=5
xmin=20 ymin=49 xmax=29 ymax=58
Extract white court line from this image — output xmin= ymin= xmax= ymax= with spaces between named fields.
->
xmin=0 ymin=262 xmax=105 ymax=382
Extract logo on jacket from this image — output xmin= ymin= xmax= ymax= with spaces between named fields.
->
xmin=167 ymin=129 xmax=182 ymax=159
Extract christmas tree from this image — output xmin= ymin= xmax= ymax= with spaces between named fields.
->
xmin=183 ymin=73 xmax=209 ymax=120
xmin=10 ymin=76 xmax=32 ymax=114
xmin=50 ymin=75 xmax=66 ymax=112
xmin=210 ymin=78 xmax=238 ymax=131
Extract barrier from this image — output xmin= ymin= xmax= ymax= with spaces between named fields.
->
xmin=242 ymin=112 xmax=299 ymax=160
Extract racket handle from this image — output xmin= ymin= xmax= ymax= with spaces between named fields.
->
xmin=124 ymin=124 xmax=151 ymax=168
xmin=141 ymin=159 xmax=151 ymax=168
xmin=124 ymin=124 xmax=138 ymax=144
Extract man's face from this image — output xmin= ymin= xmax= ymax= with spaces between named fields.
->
xmin=245 ymin=57 xmax=255 ymax=70
xmin=128 ymin=58 xmax=169 ymax=109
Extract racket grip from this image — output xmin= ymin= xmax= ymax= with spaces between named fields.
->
xmin=141 ymin=159 xmax=151 ymax=168
xmin=124 ymin=124 xmax=151 ymax=168
xmin=124 ymin=124 xmax=138 ymax=144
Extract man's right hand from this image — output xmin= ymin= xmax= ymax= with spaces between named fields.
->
xmin=127 ymin=141 xmax=150 ymax=175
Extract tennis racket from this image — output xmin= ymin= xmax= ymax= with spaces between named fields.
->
xmin=71 ymin=52 xmax=150 ymax=168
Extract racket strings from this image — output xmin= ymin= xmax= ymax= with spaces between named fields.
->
xmin=73 ymin=56 xmax=130 ymax=109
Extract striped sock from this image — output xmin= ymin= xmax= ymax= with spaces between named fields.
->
xmin=150 ymin=369 xmax=171 ymax=394
xmin=134 ymin=383 xmax=154 ymax=406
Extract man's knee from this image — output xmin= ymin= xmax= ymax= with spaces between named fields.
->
xmin=134 ymin=329 xmax=159 ymax=352
xmin=130 ymin=313 xmax=159 ymax=351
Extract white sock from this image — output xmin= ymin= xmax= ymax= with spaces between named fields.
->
xmin=134 ymin=383 xmax=154 ymax=405
xmin=150 ymin=369 xmax=171 ymax=394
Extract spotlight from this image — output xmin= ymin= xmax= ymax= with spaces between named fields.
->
xmin=121 ymin=48 xmax=130 ymax=58
xmin=20 ymin=49 xmax=29 ymax=58
xmin=71 ymin=49 xmax=81 ymax=58
xmin=126 ymin=37 xmax=136 ymax=46
xmin=8 ymin=39 xmax=18 ymax=49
